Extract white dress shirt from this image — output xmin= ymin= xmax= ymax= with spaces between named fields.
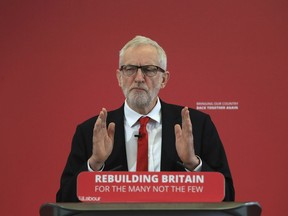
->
xmin=124 ymin=98 xmax=162 ymax=171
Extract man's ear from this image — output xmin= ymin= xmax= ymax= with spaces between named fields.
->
xmin=116 ymin=70 xmax=122 ymax=86
xmin=161 ymin=71 xmax=170 ymax=88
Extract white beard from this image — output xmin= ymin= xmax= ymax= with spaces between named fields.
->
xmin=126 ymin=90 xmax=152 ymax=109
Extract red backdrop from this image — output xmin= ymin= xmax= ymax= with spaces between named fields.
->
xmin=0 ymin=0 xmax=287 ymax=215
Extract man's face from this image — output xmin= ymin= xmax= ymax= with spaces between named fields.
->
xmin=117 ymin=45 xmax=169 ymax=114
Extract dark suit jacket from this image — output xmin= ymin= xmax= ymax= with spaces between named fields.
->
xmin=56 ymin=100 xmax=235 ymax=202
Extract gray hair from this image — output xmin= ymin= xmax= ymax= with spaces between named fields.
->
xmin=119 ymin=35 xmax=167 ymax=70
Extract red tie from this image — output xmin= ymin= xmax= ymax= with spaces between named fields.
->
xmin=136 ymin=116 xmax=150 ymax=171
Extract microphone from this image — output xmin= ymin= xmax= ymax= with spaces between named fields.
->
xmin=134 ymin=133 xmax=142 ymax=138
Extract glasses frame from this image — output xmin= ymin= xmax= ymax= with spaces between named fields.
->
xmin=119 ymin=65 xmax=166 ymax=77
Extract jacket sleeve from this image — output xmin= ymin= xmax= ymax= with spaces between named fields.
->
xmin=56 ymin=123 xmax=92 ymax=202
xmin=196 ymin=114 xmax=235 ymax=201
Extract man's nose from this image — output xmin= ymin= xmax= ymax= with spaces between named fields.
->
xmin=134 ymin=68 xmax=145 ymax=81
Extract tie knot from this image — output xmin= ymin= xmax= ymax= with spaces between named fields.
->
xmin=139 ymin=116 xmax=150 ymax=126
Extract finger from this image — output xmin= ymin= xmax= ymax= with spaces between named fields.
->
xmin=102 ymin=108 xmax=107 ymax=121
xmin=100 ymin=108 xmax=108 ymax=128
xmin=94 ymin=114 xmax=103 ymax=131
xmin=99 ymin=108 xmax=108 ymax=128
xmin=174 ymin=124 xmax=183 ymax=143
xmin=181 ymin=107 xmax=192 ymax=132
xmin=181 ymin=107 xmax=189 ymax=122
xmin=107 ymin=122 xmax=115 ymax=142
xmin=100 ymin=122 xmax=114 ymax=156
xmin=94 ymin=108 xmax=107 ymax=131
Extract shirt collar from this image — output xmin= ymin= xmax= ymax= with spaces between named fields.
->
xmin=124 ymin=98 xmax=161 ymax=127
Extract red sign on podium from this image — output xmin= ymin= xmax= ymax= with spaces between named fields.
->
xmin=77 ymin=172 xmax=224 ymax=203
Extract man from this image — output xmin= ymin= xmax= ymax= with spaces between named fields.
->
xmin=56 ymin=35 xmax=235 ymax=202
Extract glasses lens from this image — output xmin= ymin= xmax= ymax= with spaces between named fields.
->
xmin=122 ymin=65 xmax=137 ymax=76
xmin=142 ymin=65 xmax=158 ymax=77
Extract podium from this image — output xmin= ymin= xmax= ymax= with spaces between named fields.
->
xmin=40 ymin=202 xmax=261 ymax=216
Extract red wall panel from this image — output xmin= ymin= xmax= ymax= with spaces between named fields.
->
xmin=0 ymin=0 xmax=287 ymax=215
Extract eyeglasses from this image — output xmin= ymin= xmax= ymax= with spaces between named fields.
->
xmin=119 ymin=65 xmax=165 ymax=77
